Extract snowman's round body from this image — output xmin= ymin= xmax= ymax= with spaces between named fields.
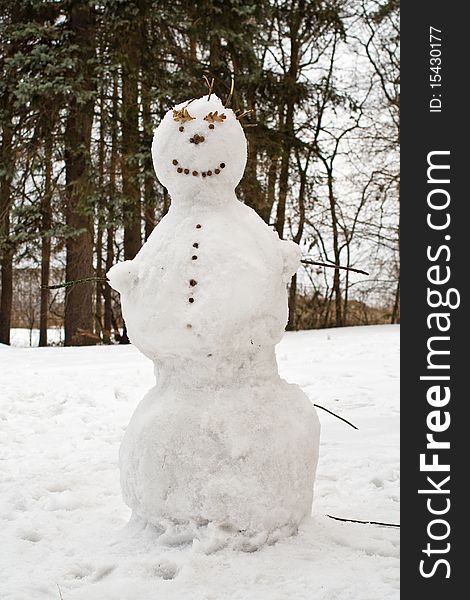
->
xmin=108 ymin=94 xmax=320 ymax=549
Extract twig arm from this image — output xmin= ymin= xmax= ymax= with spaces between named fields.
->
xmin=301 ymin=259 xmax=369 ymax=276
xmin=314 ymin=403 xmax=358 ymax=430
xmin=41 ymin=277 xmax=107 ymax=290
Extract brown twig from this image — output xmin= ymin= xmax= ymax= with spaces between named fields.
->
xmin=236 ymin=109 xmax=254 ymax=120
xmin=327 ymin=514 xmax=400 ymax=528
xmin=301 ymin=259 xmax=369 ymax=276
xmin=41 ymin=277 xmax=107 ymax=290
xmin=42 ymin=260 xmax=368 ymax=292
xmin=313 ymin=403 xmax=358 ymax=430
xmin=203 ymin=75 xmax=214 ymax=100
xmin=225 ymin=76 xmax=234 ymax=107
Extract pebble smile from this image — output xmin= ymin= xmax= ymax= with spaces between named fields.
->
xmin=172 ymin=159 xmax=226 ymax=178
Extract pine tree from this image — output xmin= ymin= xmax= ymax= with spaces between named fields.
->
xmin=63 ymin=1 xmax=97 ymax=345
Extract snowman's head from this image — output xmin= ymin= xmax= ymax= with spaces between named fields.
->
xmin=152 ymin=94 xmax=247 ymax=197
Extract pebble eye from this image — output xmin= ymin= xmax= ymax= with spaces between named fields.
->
xmin=208 ymin=124 xmax=215 ymax=130
xmin=179 ymin=126 xmax=184 ymax=132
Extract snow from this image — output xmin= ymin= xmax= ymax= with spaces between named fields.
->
xmin=9 ymin=327 xmax=64 ymax=347
xmin=0 ymin=325 xmax=399 ymax=599
xmin=152 ymin=95 xmax=247 ymax=197
xmin=109 ymin=93 xmax=300 ymax=360
xmin=107 ymin=92 xmax=320 ymax=544
xmin=107 ymin=198 xmax=298 ymax=359
xmin=118 ymin=352 xmax=320 ymax=547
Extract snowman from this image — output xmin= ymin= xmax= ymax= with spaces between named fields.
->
xmin=107 ymin=92 xmax=320 ymax=549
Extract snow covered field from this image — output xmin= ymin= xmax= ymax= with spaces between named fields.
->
xmin=8 ymin=328 xmax=64 ymax=347
xmin=0 ymin=325 xmax=399 ymax=600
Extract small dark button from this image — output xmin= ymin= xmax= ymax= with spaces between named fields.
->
xmin=184 ymin=168 xmax=189 ymax=174
xmin=220 ymin=163 xmax=225 ymax=168
xmin=179 ymin=126 xmax=184 ymax=132
xmin=190 ymin=279 xmax=197 ymax=286
xmin=196 ymin=224 xmax=202 ymax=229
xmin=209 ymin=124 xmax=214 ymax=129
xmin=189 ymin=297 xmax=194 ymax=303
xmin=207 ymin=170 xmax=212 ymax=176
xmin=177 ymin=167 xmax=183 ymax=173
xmin=192 ymin=171 xmax=198 ymax=176
xmin=193 ymin=242 xmax=199 ymax=248
xmin=215 ymin=168 xmax=220 ymax=174
xmin=202 ymin=172 xmax=206 ymax=177
xmin=192 ymin=255 xmax=198 ymax=260
xmin=172 ymin=159 xmax=178 ymax=165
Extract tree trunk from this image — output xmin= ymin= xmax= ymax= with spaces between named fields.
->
xmin=95 ymin=224 xmax=103 ymax=335
xmin=391 ymin=221 xmax=400 ymax=323
xmin=95 ymin=83 xmax=106 ymax=339
xmin=121 ymin=28 xmax=141 ymax=261
xmin=287 ymin=273 xmax=298 ymax=330
xmin=327 ymin=172 xmax=343 ymax=326
xmin=39 ymin=126 xmax=53 ymax=346
xmin=209 ymin=32 xmax=221 ymax=73
xmin=0 ymin=107 xmax=14 ymax=345
xmin=275 ymin=106 xmax=293 ymax=239
xmin=64 ymin=3 xmax=96 ymax=346
xmin=391 ymin=278 xmax=400 ymax=323
xmin=0 ymin=222 xmax=13 ymax=346
xmin=120 ymin=26 xmax=141 ymax=345
xmin=142 ymin=77 xmax=155 ymax=240
xmin=103 ymin=74 xmax=118 ymax=345
xmin=287 ymin=152 xmax=307 ymax=330
xmin=163 ymin=188 xmax=170 ymax=216
xmin=241 ymin=135 xmax=265 ymax=219
xmin=275 ymin=8 xmax=301 ymax=239
xmin=265 ymin=155 xmax=278 ymax=224
xmin=103 ymin=225 xmax=114 ymax=344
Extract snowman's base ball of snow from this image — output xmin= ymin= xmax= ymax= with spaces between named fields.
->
xmin=119 ymin=360 xmax=320 ymax=550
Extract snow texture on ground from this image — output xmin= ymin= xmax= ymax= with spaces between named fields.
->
xmin=0 ymin=325 xmax=399 ymax=600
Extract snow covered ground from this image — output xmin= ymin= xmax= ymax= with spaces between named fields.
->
xmin=0 ymin=325 xmax=399 ymax=600
xmin=9 ymin=328 xmax=64 ymax=347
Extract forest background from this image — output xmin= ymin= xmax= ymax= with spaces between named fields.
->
xmin=0 ymin=0 xmax=399 ymax=346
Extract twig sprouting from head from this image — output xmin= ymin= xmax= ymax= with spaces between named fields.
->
xmin=225 ymin=76 xmax=235 ymax=108
xmin=203 ymin=75 xmax=214 ymax=100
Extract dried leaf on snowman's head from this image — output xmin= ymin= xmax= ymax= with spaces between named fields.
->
xmin=203 ymin=111 xmax=226 ymax=123
xmin=173 ymin=108 xmax=195 ymax=123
